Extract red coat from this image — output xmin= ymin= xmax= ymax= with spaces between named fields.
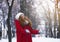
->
xmin=14 ymin=20 xmax=39 ymax=42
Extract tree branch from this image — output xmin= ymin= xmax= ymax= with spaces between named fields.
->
xmin=10 ymin=0 xmax=14 ymax=8
xmin=6 ymin=0 xmax=9 ymax=6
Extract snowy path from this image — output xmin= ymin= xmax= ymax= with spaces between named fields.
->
xmin=0 ymin=37 xmax=60 ymax=42
xmin=32 ymin=37 xmax=60 ymax=42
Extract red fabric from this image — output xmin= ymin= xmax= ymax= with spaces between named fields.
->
xmin=14 ymin=20 xmax=39 ymax=42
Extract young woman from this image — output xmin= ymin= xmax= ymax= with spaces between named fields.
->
xmin=15 ymin=12 xmax=40 ymax=42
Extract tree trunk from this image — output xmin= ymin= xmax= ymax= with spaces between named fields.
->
xmin=6 ymin=0 xmax=14 ymax=42
xmin=49 ymin=18 xmax=53 ymax=37
xmin=7 ymin=6 xmax=12 ymax=42
xmin=57 ymin=14 xmax=60 ymax=38
xmin=54 ymin=13 xmax=57 ymax=38
xmin=20 ymin=0 xmax=27 ymax=15
xmin=54 ymin=0 xmax=58 ymax=38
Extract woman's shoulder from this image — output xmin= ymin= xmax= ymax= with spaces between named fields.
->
xmin=14 ymin=19 xmax=20 ymax=23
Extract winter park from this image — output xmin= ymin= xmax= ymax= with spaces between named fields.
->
xmin=0 ymin=0 xmax=60 ymax=42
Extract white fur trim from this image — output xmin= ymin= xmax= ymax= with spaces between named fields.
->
xmin=15 ymin=12 xmax=24 ymax=20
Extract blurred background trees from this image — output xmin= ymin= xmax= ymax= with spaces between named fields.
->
xmin=0 ymin=0 xmax=60 ymax=42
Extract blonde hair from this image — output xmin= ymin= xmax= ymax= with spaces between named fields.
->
xmin=19 ymin=16 xmax=32 ymax=27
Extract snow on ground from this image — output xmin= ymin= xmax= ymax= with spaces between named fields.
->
xmin=0 ymin=37 xmax=60 ymax=42
xmin=32 ymin=37 xmax=60 ymax=42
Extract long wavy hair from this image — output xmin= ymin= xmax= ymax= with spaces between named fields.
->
xmin=19 ymin=16 xmax=32 ymax=27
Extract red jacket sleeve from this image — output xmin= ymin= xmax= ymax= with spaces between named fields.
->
xmin=27 ymin=26 xmax=39 ymax=34
xmin=31 ymin=29 xmax=39 ymax=34
xmin=14 ymin=20 xmax=26 ymax=34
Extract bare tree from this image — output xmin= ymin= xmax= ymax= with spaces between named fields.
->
xmin=41 ymin=2 xmax=53 ymax=37
xmin=57 ymin=0 xmax=60 ymax=38
xmin=6 ymin=0 xmax=14 ymax=42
